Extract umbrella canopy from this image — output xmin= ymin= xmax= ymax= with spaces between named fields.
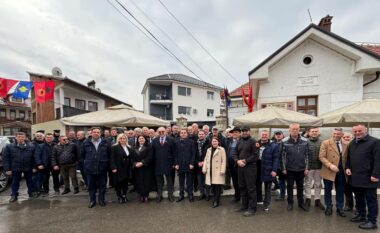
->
xmin=60 ymin=104 xmax=170 ymax=127
xmin=320 ymin=98 xmax=380 ymax=127
xmin=233 ymin=106 xmax=322 ymax=128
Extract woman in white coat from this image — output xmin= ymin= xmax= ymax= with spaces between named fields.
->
xmin=202 ymin=138 xmax=227 ymax=208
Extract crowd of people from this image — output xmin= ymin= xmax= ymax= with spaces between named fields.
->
xmin=2 ymin=123 xmax=379 ymax=230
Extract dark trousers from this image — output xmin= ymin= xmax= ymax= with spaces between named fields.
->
xmin=278 ymin=171 xmax=287 ymax=198
xmin=353 ymin=187 xmax=378 ymax=224
xmin=196 ymin=173 xmax=207 ymax=196
xmin=238 ymin=164 xmax=257 ymax=211
xmin=33 ymin=170 xmax=44 ymax=193
xmin=344 ymin=182 xmax=354 ymax=209
xmin=286 ymin=171 xmax=304 ymax=205
xmin=87 ymin=173 xmax=107 ymax=203
xmin=323 ymin=170 xmax=345 ymax=210
xmin=156 ymin=175 xmax=174 ymax=196
xmin=178 ymin=172 xmax=193 ymax=198
xmin=115 ymin=179 xmax=128 ymax=197
xmin=256 ymin=160 xmax=263 ymax=202
xmin=43 ymin=167 xmax=60 ymax=192
xmin=60 ymin=164 xmax=78 ymax=190
xmin=228 ymin=158 xmax=240 ymax=200
xmin=212 ymin=184 xmax=222 ymax=204
xmin=11 ymin=171 xmax=34 ymax=197
xmin=263 ymin=181 xmax=272 ymax=207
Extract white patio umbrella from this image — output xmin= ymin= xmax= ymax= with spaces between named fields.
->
xmin=233 ymin=106 xmax=322 ymax=128
xmin=320 ymin=98 xmax=380 ymax=127
xmin=60 ymin=104 xmax=170 ymax=127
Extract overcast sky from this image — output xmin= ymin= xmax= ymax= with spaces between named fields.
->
xmin=0 ymin=0 xmax=379 ymax=109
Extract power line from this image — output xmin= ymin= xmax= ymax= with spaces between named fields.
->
xmin=128 ymin=0 xmax=218 ymax=83
xmin=109 ymin=0 xmax=204 ymax=81
xmin=157 ymin=0 xmax=240 ymax=85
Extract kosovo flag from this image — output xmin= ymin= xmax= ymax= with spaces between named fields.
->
xmin=13 ymin=81 xmax=33 ymax=99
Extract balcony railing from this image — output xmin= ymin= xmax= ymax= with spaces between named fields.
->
xmin=56 ymin=105 xmax=90 ymax=119
xmin=151 ymin=114 xmax=172 ymax=121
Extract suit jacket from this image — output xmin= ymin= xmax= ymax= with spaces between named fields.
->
xmin=319 ymin=138 xmax=348 ymax=182
xmin=151 ymin=136 xmax=176 ymax=175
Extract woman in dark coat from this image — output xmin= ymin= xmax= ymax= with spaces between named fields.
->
xmin=134 ymin=135 xmax=153 ymax=203
xmin=110 ymin=134 xmax=134 ymax=204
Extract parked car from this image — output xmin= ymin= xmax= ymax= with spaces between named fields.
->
xmin=0 ymin=136 xmax=12 ymax=192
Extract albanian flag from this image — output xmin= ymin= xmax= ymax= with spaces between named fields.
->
xmin=0 ymin=78 xmax=18 ymax=98
xmin=34 ymin=81 xmax=54 ymax=103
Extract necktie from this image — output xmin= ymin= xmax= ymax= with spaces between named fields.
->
xmin=336 ymin=141 xmax=343 ymax=169
xmin=160 ymin=137 xmax=164 ymax=146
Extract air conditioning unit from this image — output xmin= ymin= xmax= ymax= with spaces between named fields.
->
xmin=193 ymin=109 xmax=197 ymax=114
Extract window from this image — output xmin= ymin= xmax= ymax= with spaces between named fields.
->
xmin=207 ymin=91 xmax=214 ymax=100
xmin=297 ymin=96 xmax=318 ymax=116
xmin=3 ymin=127 xmax=20 ymax=136
xmin=178 ymin=106 xmax=191 ymax=115
xmin=88 ymin=101 xmax=98 ymax=112
xmin=10 ymin=96 xmax=23 ymax=103
xmin=178 ymin=86 xmax=191 ymax=96
xmin=10 ymin=110 xmax=16 ymax=120
xmin=207 ymin=109 xmax=214 ymax=117
xmin=19 ymin=110 xmax=25 ymax=119
xmin=0 ymin=108 xmax=5 ymax=118
xmin=64 ymin=97 xmax=71 ymax=106
xmin=75 ymin=99 xmax=86 ymax=110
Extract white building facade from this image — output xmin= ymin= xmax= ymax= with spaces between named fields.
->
xmin=142 ymin=74 xmax=222 ymax=125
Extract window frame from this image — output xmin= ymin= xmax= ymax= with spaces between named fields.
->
xmin=64 ymin=97 xmax=71 ymax=107
xmin=178 ymin=106 xmax=191 ymax=115
xmin=88 ymin=101 xmax=98 ymax=112
xmin=178 ymin=86 xmax=191 ymax=96
xmin=75 ymin=99 xmax=86 ymax=110
xmin=297 ymin=95 xmax=318 ymax=116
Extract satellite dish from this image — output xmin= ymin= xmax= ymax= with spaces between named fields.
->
xmin=52 ymin=67 xmax=62 ymax=77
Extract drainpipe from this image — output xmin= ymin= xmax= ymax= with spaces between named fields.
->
xmin=363 ymin=71 xmax=380 ymax=87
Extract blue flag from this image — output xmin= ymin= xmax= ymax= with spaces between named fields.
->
xmin=13 ymin=81 xmax=33 ymax=99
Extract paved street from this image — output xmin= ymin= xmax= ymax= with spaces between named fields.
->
xmin=0 ymin=186 xmax=378 ymax=233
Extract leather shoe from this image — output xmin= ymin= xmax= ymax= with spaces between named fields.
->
xmin=156 ymin=196 xmax=163 ymax=203
xmin=61 ymin=189 xmax=71 ymax=195
xmin=205 ymin=195 xmax=210 ymax=201
xmin=359 ymin=221 xmax=377 ymax=230
xmin=336 ymin=209 xmax=346 ymax=217
xmin=351 ymin=214 xmax=366 ymax=223
xmin=176 ymin=197 xmax=184 ymax=202
xmin=122 ymin=196 xmax=128 ymax=203
xmin=325 ymin=207 xmax=332 ymax=216
xmin=287 ymin=204 xmax=293 ymax=211
xmin=99 ymin=200 xmax=106 ymax=207
xmin=88 ymin=201 xmax=96 ymax=208
xmin=212 ymin=202 xmax=219 ymax=208
xmin=189 ymin=196 xmax=194 ymax=202
xmin=9 ymin=196 xmax=17 ymax=203
xmin=168 ymin=195 xmax=174 ymax=202
xmin=298 ymin=203 xmax=309 ymax=212
xmin=118 ymin=197 xmax=123 ymax=204
xmin=73 ymin=188 xmax=79 ymax=194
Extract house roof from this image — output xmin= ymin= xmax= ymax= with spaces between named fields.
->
xmin=248 ymin=24 xmax=380 ymax=76
xmin=360 ymin=43 xmax=380 ymax=56
xmin=27 ymin=72 xmax=132 ymax=107
xmin=229 ymin=82 xmax=250 ymax=97
xmin=146 ymin=74 xmax=223 ymax=90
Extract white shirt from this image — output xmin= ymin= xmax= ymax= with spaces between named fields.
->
xmin=121 ymin=145 xmax=129 ymax=156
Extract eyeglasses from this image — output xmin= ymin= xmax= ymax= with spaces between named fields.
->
xmin=158 ymin=131 xmax=165 ymax=133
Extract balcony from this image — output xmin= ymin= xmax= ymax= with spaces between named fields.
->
xmin=149 ymin=93 xmax=172 ymax=105
xmin=56 ymin=105 xmax=90 ymax=119
xmin=151 ymin=114 xmax=172 ymax=121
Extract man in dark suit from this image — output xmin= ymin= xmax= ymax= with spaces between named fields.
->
xmin=175 ymin=129 xmax=196 ymax=202
xmin=151 ymin=127 xmax=176 ymax=202
xmin=346 ymin=124 xmax=380 ymax=230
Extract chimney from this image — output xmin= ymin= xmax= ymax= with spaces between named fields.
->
xmin=318 ymin=15 xmax=333 ymax=32
xmin=87 ymin=80 xmax=96 ymax=89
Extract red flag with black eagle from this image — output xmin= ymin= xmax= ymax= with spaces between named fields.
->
xmin=34 ymin=81 xmax=54 ymax=103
